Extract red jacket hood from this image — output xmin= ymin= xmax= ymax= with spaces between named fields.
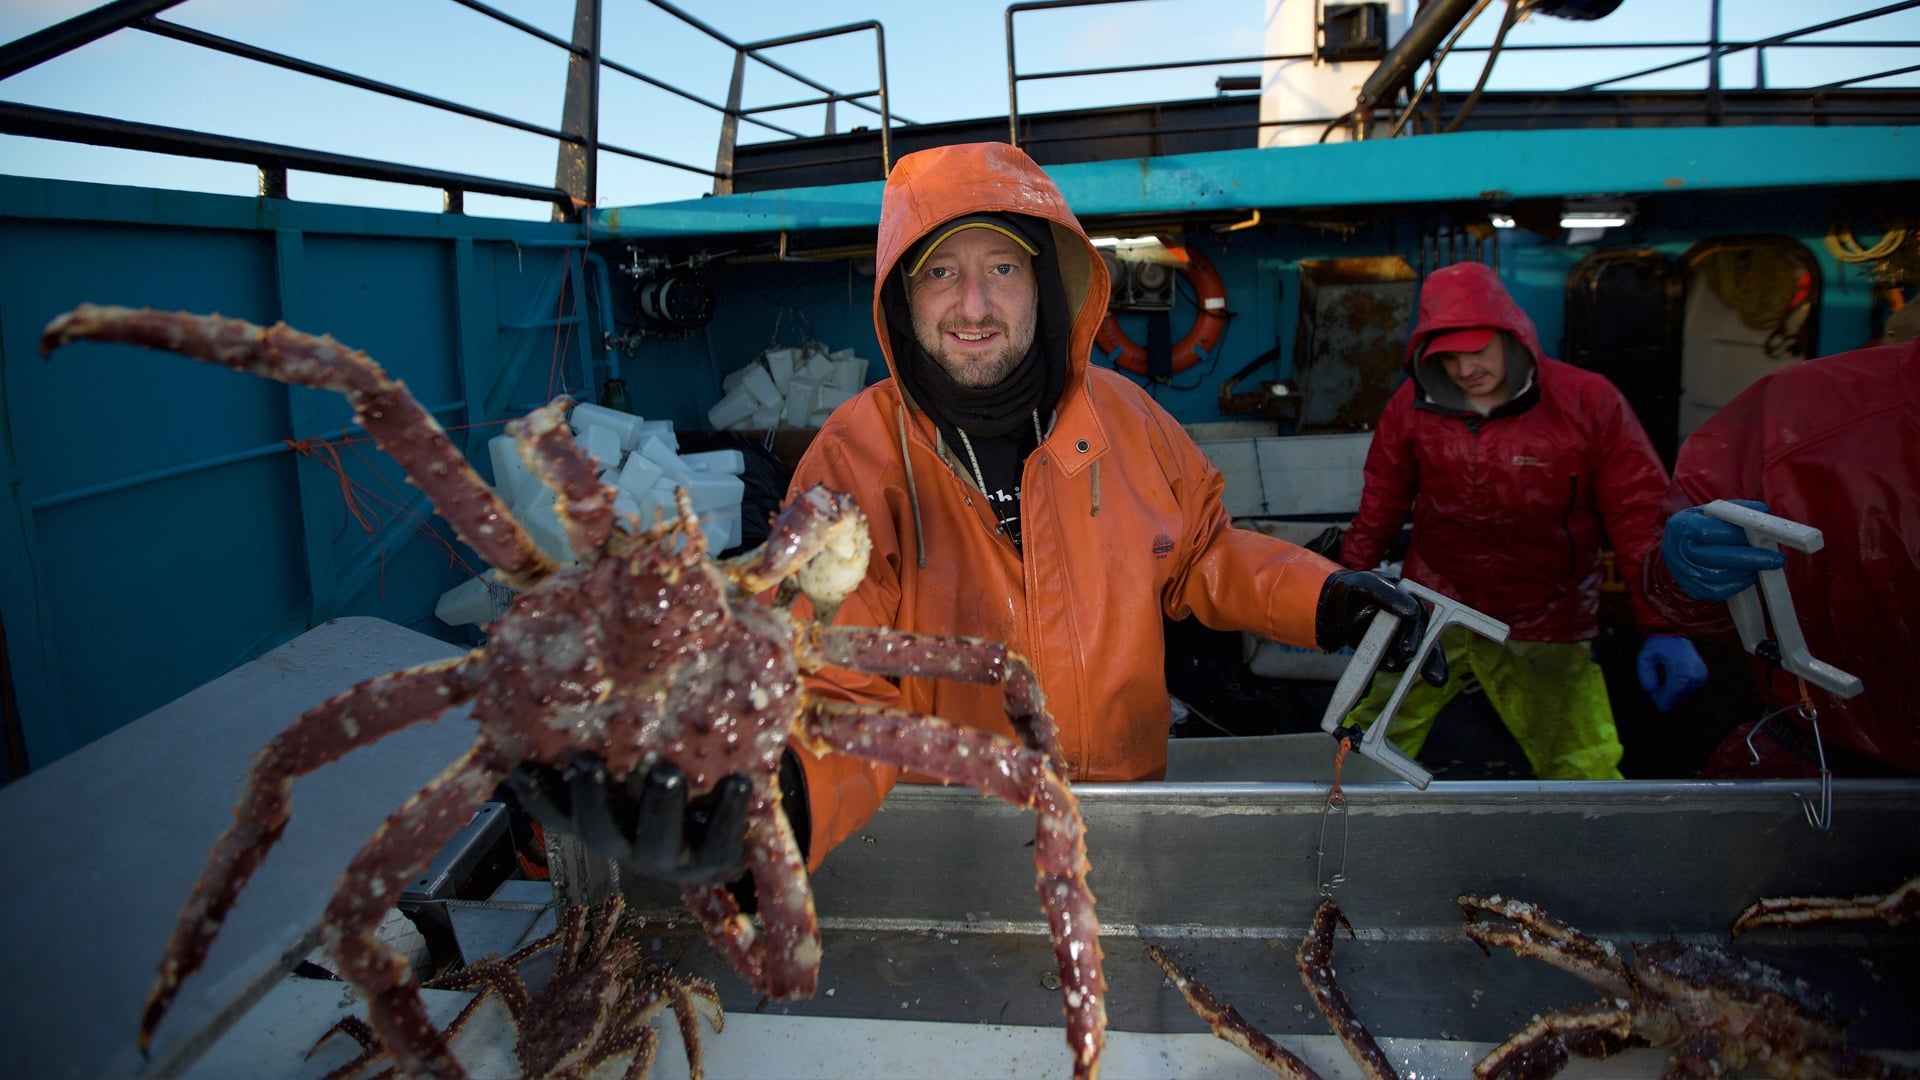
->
xmin=1405 ymin=261 xmax=1550 ymax=414
xmin=1406 ymin=261 xmax=1548 ymax=365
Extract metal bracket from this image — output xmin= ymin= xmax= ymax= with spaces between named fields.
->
xmin=1701 ymin=500 xmax=1863 ymax=699
xmin=1318 ymin=580 xmax=1510 ymax=789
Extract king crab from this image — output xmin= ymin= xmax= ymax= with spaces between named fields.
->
xmin=312 ymin=894 xmax=721 ymax=1080
xmin=1458 ymin=893 xmax=1919 ymax=1080
xmin=1146 ymin=899 xmax=1398 ymax=1080
xmin=42 ymin=305 xmax=1104 ymax=1080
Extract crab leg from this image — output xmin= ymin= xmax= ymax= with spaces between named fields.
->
xmin=1457 ymin=895 xmax=1633 ymax=1000
xmin=804 ymin=700 xmax=1104 ymax=1080
xmin=680 ymin=778 xmax=820 ymax=1000
xmin=511 ymin=398 xmax=618 ymax=560
xmin=1732 ymin=873 xmax=1920 ymax=936
xmin=614 ymin=965 xmax=724 ymax=1080
xmin=1470 ymin=1001 xmax=1634 ymax=1080
xmin=324 ymin=745 xmax=509 ymax=1080
xmin=806 ymin=627 xmax=1065 ymax=771
xmin=138 ymin=654 xmax=480 ymax=1053
xmin=40 ymin=304 xmax=556 ymax=589
xmin=1147 ymin=944 xmax=1325 ymax=1080
xmin=1296 ymin=900 xmax=1398 ymax=1080
xmin=654 ymin=970 xmax=724 ymax=1080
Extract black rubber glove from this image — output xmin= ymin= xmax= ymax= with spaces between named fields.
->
xmin=506 ymin=756 xmax=761 ymax=887
xmin=1315 ymin=570 xmax=1448 ymax=687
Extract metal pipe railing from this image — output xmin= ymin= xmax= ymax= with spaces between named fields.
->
xmin=1003 ymin=0 xmax=1920 ymax=149
xmin=0 ymin=0 xmax=901 ymax=213
xmin=0 ymin=101 xmax=572 ymax=207
xmin=1005 ymin=0 xmax=1310 ymax=148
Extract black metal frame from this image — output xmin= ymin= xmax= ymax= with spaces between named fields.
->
xmin=3 ymin=1 xmax=1915 ymax=215
xmin=1005 ymin=0 xmax=1920 ymax=148
xmin=0 ymin=0 xmax=898 ymax=218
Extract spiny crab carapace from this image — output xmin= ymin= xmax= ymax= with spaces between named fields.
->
xmin=41 ymin=304 xmax=1105 ymax=1080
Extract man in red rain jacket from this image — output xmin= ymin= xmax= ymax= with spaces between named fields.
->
xmin=1646 ymin=333 xmax=1920 ymax=778
xmin=1340 ymin=261 xmax=1707 ymax=779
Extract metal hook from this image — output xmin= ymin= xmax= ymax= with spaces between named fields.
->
xmin=1315 ymin=785 xmax=1350 ymax=898
xmin=1744 ymin=701 xmax=1832 ymax=831
xmin=1799 ymin=707 xmax=1833 ymax=832
xmin=1316 ymin=738 xmax=1353 ymax=897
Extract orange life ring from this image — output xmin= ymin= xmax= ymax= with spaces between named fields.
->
xmin=1095 ymin=247 xmax=1230 ymax=377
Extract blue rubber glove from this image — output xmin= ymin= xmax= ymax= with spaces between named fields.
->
xmin=1661 ymin=500 xmax=1786 ymax=602
xmin=1636 ymin=634 xmax=1708 ymax=712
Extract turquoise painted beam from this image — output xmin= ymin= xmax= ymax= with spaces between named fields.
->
xmin=590 ymin=125 xmax=1920 ymax=240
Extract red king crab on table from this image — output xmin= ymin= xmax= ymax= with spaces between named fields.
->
xmin=310 ymin=894 xmax=721 ymax=1080
xmin=1458 ymin=893 xmax=1920 ymax=1080
xmin=40 ymin=304 xmax=1106 ymax=1080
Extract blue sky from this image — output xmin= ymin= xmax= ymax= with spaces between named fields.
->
xmin=1 ymin=0 xmax=1914 ymax=219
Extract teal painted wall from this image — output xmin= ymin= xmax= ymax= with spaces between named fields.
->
xmin=0 ymin=177 xmax=716 ymax=771
xmin=4 ymin=135 xmax=1910 ymax=773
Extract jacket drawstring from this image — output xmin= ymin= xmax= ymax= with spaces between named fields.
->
xmin=1090 ymin=459 xmax=1101 ymax=516
xmin=896 ymin=404 xmax=928 ymax=568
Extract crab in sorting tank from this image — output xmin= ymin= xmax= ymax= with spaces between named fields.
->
xmin=1458 ymin=893 xmax=1919 ymax=1080
xmin=1733 ymin=872 xmax=1920 ymax=937
xmin=1146 ymin=899 xmax=1398 ymax=1080
xmin=42 ymin=305 xmax=1104 ymax=1080
xmin=312 ymin=894 xmax=721 ymax=1080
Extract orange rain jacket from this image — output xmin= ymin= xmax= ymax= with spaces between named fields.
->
xmin=786 ymin=142 xmax=1340 ymax=867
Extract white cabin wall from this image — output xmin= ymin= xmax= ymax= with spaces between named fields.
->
xmin=1261 ymin=0 xmax=1412 ymax=146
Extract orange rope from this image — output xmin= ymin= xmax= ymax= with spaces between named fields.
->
xmin=281 ymin=431 xmax=507 ymax=587
xmin=548 ymin=252 xmax=580 ymax=403
xmin=1329 ymin=735 xmax=1352 ymax=806
xmin=284 ymin=438 xmax=377 ymax=532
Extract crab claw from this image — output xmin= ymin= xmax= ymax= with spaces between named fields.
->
xmin=722 ymin=484 xmax=871 ymax=621
xmin=792 ymin=499 xmax=872 ymax=622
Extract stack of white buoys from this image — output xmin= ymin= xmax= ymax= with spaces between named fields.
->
xmin=434 ymin=399 xmax=748 ymax=629
xmin=706 ymin=344 xmax=870 ymax=432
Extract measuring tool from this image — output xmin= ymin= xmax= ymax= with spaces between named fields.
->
xmin=1700 ymin=500 xmax=1863 ymax=699
xmin=1317 ymin=579 xmax=1509 ymax=790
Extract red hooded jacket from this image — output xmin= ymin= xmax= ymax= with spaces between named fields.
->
xmin=1641 ymin=336 xmax=1920 ymax=776
xmin=1341 ymin=261 xmax=1677 ymax=641
xmin=785 ymin=143 xmax=1340 ymax=867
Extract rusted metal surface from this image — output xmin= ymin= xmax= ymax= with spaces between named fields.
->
xmin=1293 ymin=257 xmax=1419 ymax=432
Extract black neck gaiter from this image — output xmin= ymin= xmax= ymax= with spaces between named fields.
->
xmin=903 ymin=336 xmax=1046 ymax=438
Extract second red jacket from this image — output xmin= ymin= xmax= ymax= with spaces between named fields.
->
xmin=1341 ymin=262 xmax=1676 ymax=641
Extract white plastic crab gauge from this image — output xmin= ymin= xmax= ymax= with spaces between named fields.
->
xmin=1317 ymin=580 xmax=1509 ymax=789
xmin=1701 ymin=500 xmax=1863 ymax=699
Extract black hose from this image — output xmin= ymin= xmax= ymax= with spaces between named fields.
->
xmin=1445 ymin=0 xmax=1528 ymax=133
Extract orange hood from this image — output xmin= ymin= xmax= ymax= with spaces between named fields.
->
xmin=873 ymin=142 xmax=1111 ymax=399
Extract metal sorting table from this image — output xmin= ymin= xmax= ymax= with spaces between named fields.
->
xmin=599 ymin=764 xmax=1920 ymax=1074
xmin=3 ymin=617 xmax=1914 ymax=1078
xmin=0 ymin=618 xmax=482 ymax=1080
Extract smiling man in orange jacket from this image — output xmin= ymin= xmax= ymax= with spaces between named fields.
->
xmin=511 ymin=142 xmax=1444 ymax=885
xmin=782 ymin=142 xmax=1444 ymax=865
